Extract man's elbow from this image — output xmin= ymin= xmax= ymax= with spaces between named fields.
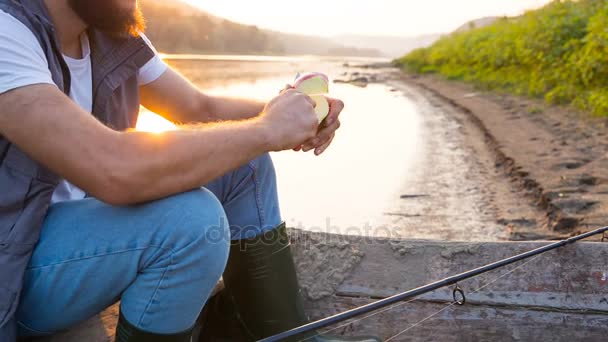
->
xmin=88 ymin=176 xmax=139 ymax=206
xmin=96 ymin=189 xmax=135 ymax=206
xmin=84 ymin=155 xmax=143 ymax=206
xmin=198 ymin=94 xmax=217 ymax=122
xmin=87 ymin=132 xmax=158 ymax=205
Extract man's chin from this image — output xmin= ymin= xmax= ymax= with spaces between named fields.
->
xmin=68 ymin=0 xmax=145 ymax=38
xmin=96 ymin=26 xmax=141 ymax=39
xmin=92 ymin=12 xmax=145 ymax=38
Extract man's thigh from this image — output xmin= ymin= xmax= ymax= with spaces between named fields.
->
xmin=17 ymin=191 xmax=228 ymax=336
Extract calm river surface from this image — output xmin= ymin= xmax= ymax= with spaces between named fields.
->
xmin=138 ymin=55 xmax=508 ymax=241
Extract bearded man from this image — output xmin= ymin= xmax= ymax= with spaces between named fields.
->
xmin=0 ymin=1 xmax=383 ymax=342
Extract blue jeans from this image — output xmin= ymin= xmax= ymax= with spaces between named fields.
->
xmin=16 ymin=154 xmax=281 ymax=336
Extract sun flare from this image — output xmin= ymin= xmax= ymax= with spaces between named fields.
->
xmin=136 ymin=111 xmax=177 ymax=133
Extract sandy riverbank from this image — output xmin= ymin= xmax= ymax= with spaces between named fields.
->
xmin=363 ymin=66 xmax=608 ymax=241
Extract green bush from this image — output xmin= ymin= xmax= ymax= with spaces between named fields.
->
xmin=395 ymin=0 xmax=608 ymax=116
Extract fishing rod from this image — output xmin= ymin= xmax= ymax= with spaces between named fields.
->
xmin=258 ymin=225 xmax=608 ymax=342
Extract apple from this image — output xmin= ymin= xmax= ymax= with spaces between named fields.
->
xmin=294 ymin=72 xmax=329 ymax=95
xmin=293 ymin=72 xmax=330 ymax=122
xmin=308 ymin=95 xmax=330 ymax=123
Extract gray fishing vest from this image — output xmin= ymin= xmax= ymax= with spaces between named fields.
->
xmin=0 ymin=1 xmax=154 ymax=340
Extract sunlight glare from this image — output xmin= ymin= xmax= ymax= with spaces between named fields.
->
xmin=136 ymin=111 xmax=177 ymax=133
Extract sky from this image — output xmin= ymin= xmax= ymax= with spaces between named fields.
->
xmin=182 ymin=0 xmax=553 ymax=37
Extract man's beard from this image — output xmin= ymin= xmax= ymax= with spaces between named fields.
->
xmin=67 ymin=0 xmax=145 ymax=38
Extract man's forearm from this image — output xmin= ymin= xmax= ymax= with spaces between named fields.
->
xmin=140 ymin=68 xmax=266 ymax=124
xmin=202 ymin=94 xmax=265 ymax=122
xmin=109 ymin=118 xmax=270 ymax=204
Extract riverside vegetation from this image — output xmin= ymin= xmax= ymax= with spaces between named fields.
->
xmin=395 ymin=0 xmax=608 ymax=116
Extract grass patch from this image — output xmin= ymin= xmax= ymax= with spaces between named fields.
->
xmin=395 ymin=0 xmax=608 ymax=116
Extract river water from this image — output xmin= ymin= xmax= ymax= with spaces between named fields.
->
xmin=138 ymin=55 xmax=508 ymax=241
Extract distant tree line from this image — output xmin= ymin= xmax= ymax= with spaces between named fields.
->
xmin=142 ymin=1 xmax=284 ymax=54
xmin=141 ymin=0 xmax=383 ymax=57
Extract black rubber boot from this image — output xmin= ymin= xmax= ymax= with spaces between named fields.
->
xmin=221 ymin=223 xmax=382 ymax=342
xmin=114 ymin=311 xmax=193 ymax=342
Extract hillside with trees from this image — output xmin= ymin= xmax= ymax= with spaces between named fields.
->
xmin=396 ymin=0 xmax=608 ymax=116
xmin=141 ymin=0 xmax=383 ymax=57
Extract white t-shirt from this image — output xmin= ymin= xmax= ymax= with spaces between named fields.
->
xmin=0 ymin=10 xmax=168 ymax=204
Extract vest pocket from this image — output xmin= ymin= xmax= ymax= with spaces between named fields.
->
xmin=0 ymin=165 xmax=31 ymax=247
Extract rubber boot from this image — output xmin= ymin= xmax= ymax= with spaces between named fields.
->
xmin=114 ymin=311 xmax=193 ymax=342
xmin=221 ymin=223 xmax=382 ymax=342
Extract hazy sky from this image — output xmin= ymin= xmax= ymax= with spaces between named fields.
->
xmin=182 ymin=0 xmax=552 ymax=37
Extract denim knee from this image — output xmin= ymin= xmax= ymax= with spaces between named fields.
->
xmin=156 ymin=189 xmax=230 ymax=276
xmin=248 ymin=153 xmax=277 ymax=185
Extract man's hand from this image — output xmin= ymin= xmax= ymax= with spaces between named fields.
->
xmin=298 ymin=97 xmax=344 ymax=155
xmin=260 ymin=89 xmax=319 ymax=151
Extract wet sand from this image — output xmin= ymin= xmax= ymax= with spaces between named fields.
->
xmin=380 ymin=80 xmax=542 ymax=241
xmin=359 ymin=66 xmax=608 ymax=241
